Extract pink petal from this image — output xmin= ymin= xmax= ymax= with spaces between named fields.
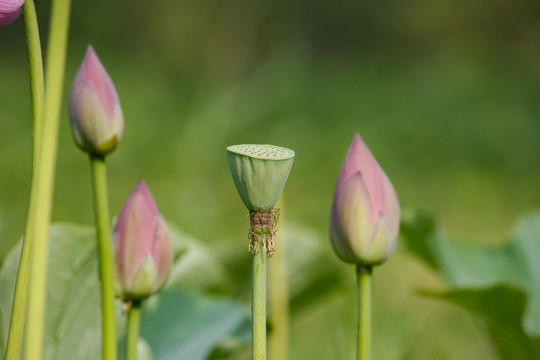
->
xmin=330 ymin=172 xmax=375 ymax=263
xmin=0 ymin=0 xmax=24 ymax=13
xmin=337 ymin=133 xmax=398 ymax=223
xmin=73 ymin=45 xmax=120 ymax=120
xmin=0 ymin=6 xmax=21 ymax=26
xmin=151 ymin=216 xmax=174 ymax=291
xmin=114 ymin=180 xmax=159 ymax=288
xmin=380 ymin=172 xmax=400 ymax=239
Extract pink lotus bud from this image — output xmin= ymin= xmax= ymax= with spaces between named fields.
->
xmin=0 ymin=0 xmax=24 ymax=27
xmin=69 ymin=45 xmax=123 ymax=156
xmin=330 ymin=134 xmax=400 ymax=265
xmin=112 ymin=180 xmax=173 ymax=300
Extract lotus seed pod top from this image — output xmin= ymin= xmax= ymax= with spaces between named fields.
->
xmin=0 ymin=0 xmax=24 ymax=26
xmin=330 ymin=134 xmax=400 ymax=265
xmin=69 ymin=45 xmax=124 ymax=156
xmin=112 ymin=180 xmax=174 ymax=300
xmin=227 ymin=144 xmax=295 ymax=212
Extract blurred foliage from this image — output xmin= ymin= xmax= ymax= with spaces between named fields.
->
xmin=0 ymin=225 xmax=106 ymax=359
xmin=401 ymin=212 xmax=540 ymax=359
xmin=134 ymin=290 xmax=249 ymax=360
xmin=2 ymin=0 xmax=540 ymax=358
xmin=425 ymin=286 xmax=540 ymax=360
xmin=0 ymin=224 xmax=249 ymax=360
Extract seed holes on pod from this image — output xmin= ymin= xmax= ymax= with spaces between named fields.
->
xmin=227 ymin=144 xmax=295 ymax=160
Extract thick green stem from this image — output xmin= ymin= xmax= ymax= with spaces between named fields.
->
xmin=4 ymin=1 xmax=44 ymax=359
xmin=24 ymin=0 xmax=71 ymax=359
xmin=89 ymin=154 xmax=118 ymax=360
xmin=268 ymin=199 xmax=288 ymax=360
xmin=357 ymin=265 xmax=372 ymax=360
xmin=126 ymin=301 xmax=142 ymax=360
xmin=252 ymin=235 xmax=267 ymax=360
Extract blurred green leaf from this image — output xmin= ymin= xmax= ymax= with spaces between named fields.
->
xmin=166 ymin=225 xmax=229 ymax=292
xmin=282 ymin=223 xmax=345 ymax=314
xmin=0 ymin=223 xmax=248 ymax=360
xmin=138 ymin=291 xmax=249 ymax=360
xmin=0 ymin=224 xmax=111 ymax=360
xmin=205 ymin=334 xmax=250 ymax=360
xmin=424 ymin=286 xmax=540 ymax=359
xmin=401 ymin=212 xmax=540 ymax=359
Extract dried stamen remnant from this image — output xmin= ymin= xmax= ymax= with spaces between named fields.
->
xmin=248 ymin=208 xmax=280 ymax=256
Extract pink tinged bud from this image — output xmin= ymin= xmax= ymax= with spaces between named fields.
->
xmin=69 ymin=45 xmax=123 ymax=155
xmin=0 ymin=0 xmax=24 ymax=26
xmin=330 ymin=134 xmax=400 ymax=265
xmin=112 ymin=180 xmax=174 ymax=300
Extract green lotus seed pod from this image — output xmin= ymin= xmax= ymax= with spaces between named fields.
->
xmin=227 ymin=144 xmax=295 ymax=211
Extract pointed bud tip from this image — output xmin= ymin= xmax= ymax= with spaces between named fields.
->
xmin=134 ymin=179 xmax=149 ymax=192
xmin=80 ymin=45 xmax=100 ymax=71
xmin=133 ymin=179 xmax=157 ymax=212
xmin=348 ymin=133 xmax=369 ymax=158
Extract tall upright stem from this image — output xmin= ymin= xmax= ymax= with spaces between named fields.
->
xmin=89 ymin=154 xmax=118 ymax=360
xmin=4 ymin=1 xmax=44 ymax=359
xmin=357 ymin=265 xmax=372 ymax=360
xmin=268 ymin=199 xmax=289 ymax=360
xmin=24 ymin=0 xmax=71 ymax=359
xmin=126 ymin=301 xmax=142 ymax=360
xmin=252 ymin=235 xmax=267 ymax=360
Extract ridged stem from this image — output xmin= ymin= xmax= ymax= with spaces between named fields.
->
xmin=252 ymin=234 xmax=267 ymax=360
xmin=4 ymin=1 xmax=44 ymax=359
xmin=357 ymin=265 xmax=372 ymax=360
xmin=126 ymin=301 xmax=141 ymax=360
xmin=24 ymin=0 xmax=72 ymax=359
xmin=89 ymin=154 xmax=118 ymax=360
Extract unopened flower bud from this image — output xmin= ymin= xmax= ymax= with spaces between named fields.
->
xmin=227 ymin=144 xmax=295 ymax=212
xmin=112 ymin=180 xmax=173 ymax=300
xmin=69 ymin=45 xmax=123 ymax=156
xmin=0 ymin=0 xmax=24 ymax=27
xmin=330 ymin=134 xmax=400 ymax=265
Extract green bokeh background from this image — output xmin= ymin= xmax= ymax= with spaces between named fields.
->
xmin=1 ymin=0 xmax=540 ymax=358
